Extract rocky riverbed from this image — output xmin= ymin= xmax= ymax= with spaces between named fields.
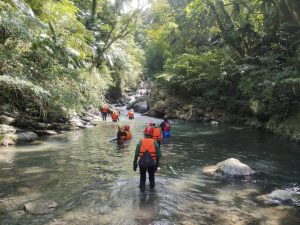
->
xmin=0 ymin=107 xmax=102 ymax=146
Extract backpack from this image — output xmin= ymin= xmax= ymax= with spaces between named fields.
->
xmin=138 ymin=150 xmax=155 ymax=169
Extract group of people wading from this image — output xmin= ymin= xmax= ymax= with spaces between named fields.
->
xmin=100 ymin=103 xmax=171 ymax=191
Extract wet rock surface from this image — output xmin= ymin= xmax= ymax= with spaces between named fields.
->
xmin=257 ymin=189 xmax=300 ymax=206
xmin=203 ymin=158 xmax=255 ymax=177
xmin=0 ymin=106 xmax=103 ymax=146
xmin=0 ymin=115 xmax=15 ymax=125
xmin=24 ymin=200 xmax=57 ymax=215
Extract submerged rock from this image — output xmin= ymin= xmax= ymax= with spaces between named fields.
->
xmin=24 ymin=200 xmax=57 ymax=215
xmin=35 ymin=130 xmax=58 ymax=136
xmin=203 ymin=158 xmax=255 ymax=177
xmin=257 ymin=189 xmax=295 ymax=205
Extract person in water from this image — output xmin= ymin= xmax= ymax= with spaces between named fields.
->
xmin=117 ymin=125 xmax=127 ymax=144
xmin=111 ymin=111 xmax=119 ymax=122
xmin=100 ymin=104 xmax=108 ymax=121
xmin=133 ymin=127 xmax=161 ymax=190
xmin=160 ymin=117 xmax=171 ymax=138
xmin=127 ymin=109 xmax=134 ymax=120
xmin=144 ymin=122 xmax=154 ymax=136
xmin=123 ymin=125 xmax=132 ymax=141
xmin=150 ymin=123 xmax=162 ymax=146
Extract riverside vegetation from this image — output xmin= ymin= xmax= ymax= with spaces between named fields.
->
xmin=141 ymin=0 xmax=300 ymax=142
xmin=1 ymin=0 xmax=300 ymax=144
xmin=0 ymin=0 xmax=143 ymax=145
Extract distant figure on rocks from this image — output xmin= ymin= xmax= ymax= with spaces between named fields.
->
xmin=127 ymin=109 xmax=134 ymax=120
xmin=100 ymin=104 xmax=108 ymax=121
xmin=111 ymin=111 xmax=119 ymax=122
xmin=133 ymin=128 xmax=161 ymax=190
xmin=160 ymin=117 xmax=171 ymax=138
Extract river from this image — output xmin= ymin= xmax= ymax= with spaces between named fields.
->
xmin=0 ymin=110 xmax=300 ymax=225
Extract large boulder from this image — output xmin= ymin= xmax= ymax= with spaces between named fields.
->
xmin=152 ymin=100 xmax=168 ymax=116
xmin=203 ymin=158 xmax=255 ymax=177
xmin=0 ymin=115 xmax=15 ymax=125
xmin=249 ymin=99 xmax=270 ymax=121
xmin=132 ymin=101 xmax=148 ymax=113
xmin=0 ymin=124 xmax=18 ymax=134
xmin=24 ymin=200 xmax=57 ymax=215
xmin=11 ymin=131 xmax=38 ymax=143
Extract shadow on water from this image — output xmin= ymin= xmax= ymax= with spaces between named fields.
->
xmin=1 ymin=113 xmax=300 ymax=224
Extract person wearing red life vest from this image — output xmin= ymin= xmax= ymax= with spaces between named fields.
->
xmin=101 ymin=104 xmax=108 ymax=121
xmin=111 ymin=111 xmax=119 ymax=122
xmin=127 ymin=109 xmax=134 ymax=120
xmin=160 ymin=117 xmax=171 ymax=138
xmin=133 ymin=127 xmax=161 ymax=190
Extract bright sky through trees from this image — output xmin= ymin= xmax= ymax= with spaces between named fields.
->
xmin=123 ymin=0 xmax=150 ymax=12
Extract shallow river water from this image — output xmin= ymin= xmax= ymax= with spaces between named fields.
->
xmin=0 ymin=111 xmax=300 ymax=225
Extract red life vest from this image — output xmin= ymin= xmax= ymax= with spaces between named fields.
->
xmin=128 ymin=111 xmax=134 ymax=118
xmin=139 ymin=138 xmax=156 ymax=160
xmin=163 ymin=121 xmax=171 ymax=131
xmin=152 ymin=127 xmax=162 ymax=140
xmin=102 ymin=106 xmax=108 ymax=113
xmin=112 ymin=113 xmax=118 ymax=121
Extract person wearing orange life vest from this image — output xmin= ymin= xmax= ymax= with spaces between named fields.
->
xmin=100 ymin=104 xmax=108 ymax=121
xmin=117 ymin=125 xmax=127 ymax=144
xmin=111 ymin=111 xmax=119 ymax=122
xmin=124 ymin=125 xmax=132 ymax=140
xmin=150 ymin=123 xmax=162 ymax=146
xmin=133 ymin=128 xmax=161 ymax=190
xmin=144 ymin=122 xmax=154 ymax=136
xmin=127 ymin=109 xmax=134 ymax=120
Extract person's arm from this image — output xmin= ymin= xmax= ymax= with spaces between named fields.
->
xmin=154 ymin=141 xmax=161 ymax=169
xmin=133 ymin=140 xmax=142 ymax=170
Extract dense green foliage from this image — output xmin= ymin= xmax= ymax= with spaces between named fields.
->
xmin=0 ymin=0 xmax=143 ymax=121
xmin=141 ymin=0 xmax=300 ymax=119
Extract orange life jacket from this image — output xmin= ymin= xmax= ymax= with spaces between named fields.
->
xmin=127 ymin=111 xmax=134 ymax=118
xmin=152 ymin=127 xmax=162 ymax=141
xmin=120 ymin=136 xmax=126 ymax=143
xmin=102 ymin=106 xmax=108 ymax=113
xmin=125 ymin=131 xmax=132 ymax=140
xmin=139 ymin=138 xmax=156 ymax=160
xmin=111 ymin=113 xmax=118 ymax=121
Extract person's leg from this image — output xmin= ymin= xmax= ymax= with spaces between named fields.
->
xmin=148 ymin=165 xmax=155 ymax=189
xmin=157 ymin=140 xmax=161 ymax=147
xmin=139 ymin=167 xmax=146 ymax=190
